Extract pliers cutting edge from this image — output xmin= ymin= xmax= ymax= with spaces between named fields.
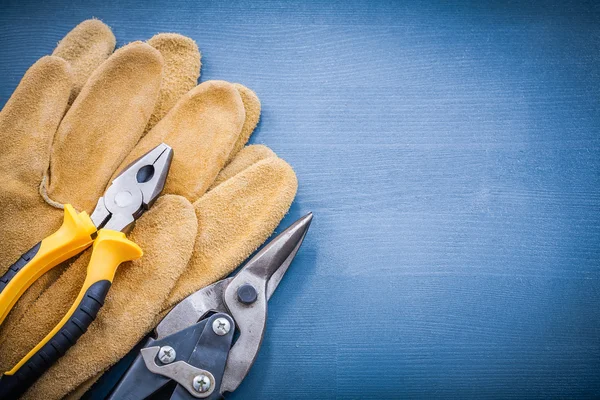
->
xmin=0 ymin=143 xmax=173 ymax=399
xmin=104 ymin=212 xmax=313 ymax=399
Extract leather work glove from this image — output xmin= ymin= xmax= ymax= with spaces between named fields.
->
xmin=0 ymin=20 xmax=297 ymax=400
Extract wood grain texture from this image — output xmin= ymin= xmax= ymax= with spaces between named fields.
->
xmin=0 ymin=0 xmax=599 ymax=398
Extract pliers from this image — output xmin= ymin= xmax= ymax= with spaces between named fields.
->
xmin=0 ymin=143 xmax=173 ymax=399
xmin=103 ymin=212 xmax=313 ymax=399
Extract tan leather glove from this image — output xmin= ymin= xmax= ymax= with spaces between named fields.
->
xmin=0 ymin=20 xmax=296 ymax=399
xmin=0 ymin=19 xmax=200 ymax=328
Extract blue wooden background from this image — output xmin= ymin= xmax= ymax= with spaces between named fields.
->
xmin=1 ymin=0 xmax=599 ymax=398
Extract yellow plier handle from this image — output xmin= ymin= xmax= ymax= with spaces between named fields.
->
xmin=0 ymin=205 xmax=96 ymax=325
xmin=0 ymin=205 xmax=142 ymax=399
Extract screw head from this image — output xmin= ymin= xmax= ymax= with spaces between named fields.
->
xmin=158 ymin=346 xmax=176 ymax=364
xmin=237 ymin=283 xmax=258 ymax=305
xmin=192 ymin=374 xmax=211 ymax=393
xmin=212 ymin=317 xmax=231 ymax=336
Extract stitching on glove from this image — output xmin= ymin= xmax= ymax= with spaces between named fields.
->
xmin=39 ymin=175 xmax=64 ymax=210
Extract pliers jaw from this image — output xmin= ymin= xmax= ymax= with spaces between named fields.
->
xmin=91 ymin=143 xmax=173 ymax=232
xmin=107 ymin=213 xmax=313 ymax=399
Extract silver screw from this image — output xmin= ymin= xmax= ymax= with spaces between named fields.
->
xmin=192 ymin=374 xmax=211 ymax=393
xmin=212 ymin=317 xmax=231 ymax=336
xmin=158 ymin=346 xmax=176 ymax=364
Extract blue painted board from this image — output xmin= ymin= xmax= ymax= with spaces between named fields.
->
xmin=0 ymin=0 xmax=599 ymax=398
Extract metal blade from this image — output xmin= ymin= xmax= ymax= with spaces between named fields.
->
xmin=220 ymin=212 xmax=313 ymax=394
xmin=155 ymin=279 xmax=230 ymax=340
xmin=237 ymin=212 xmax=313 ymax=290
xmin=155 ymin=213 xmax=312 ymax=340
xmin=266 ymin=212 xmax=313 ymax=300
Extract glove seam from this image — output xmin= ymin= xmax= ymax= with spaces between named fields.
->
xmin=39 ymin=175 xmax=64 ymax=210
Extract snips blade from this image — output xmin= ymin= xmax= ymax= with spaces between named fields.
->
xmin=108 ymin=213 xmax=312 ymax=399
xmin=155 ymin=212 xmax=313 ymax=340
xmin=90 ymin=143 xmax=173 ymax=232
xmin=220 ymin=212 xmax=312 ymax=394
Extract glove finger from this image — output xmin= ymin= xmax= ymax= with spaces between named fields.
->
xmin=44 ymin=42 xmax=163 ymax=212
xmin=210 ymin=144 xmax=276 ymax=190
xmin=144 ymin=33 xmax=201 ymax=134
xmin=166 ymin=156 xmax=298 ymax=309
xmin=112 ymin=80 xmax=245 ymax=203
xmin=52 ymin=19 xmax=116 ymax=103
xmin=0 ymin=56 xmax=70 ymax=270
xmin=229 ymin=84 xmax=261 ymax=161
xmin=6 ymin=195 xmax=197 ymax=400
xmin=0 ymin=56 xmax=71 ymax=188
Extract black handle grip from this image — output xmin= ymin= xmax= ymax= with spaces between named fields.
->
xmin=0 ymin=242 xmax=41 ymax=294
xmin=0 ymin=280 xmax=111 ymax=399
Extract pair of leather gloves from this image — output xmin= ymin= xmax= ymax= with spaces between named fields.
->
xmin=0 ymin=19 xmax=297 ymax=399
